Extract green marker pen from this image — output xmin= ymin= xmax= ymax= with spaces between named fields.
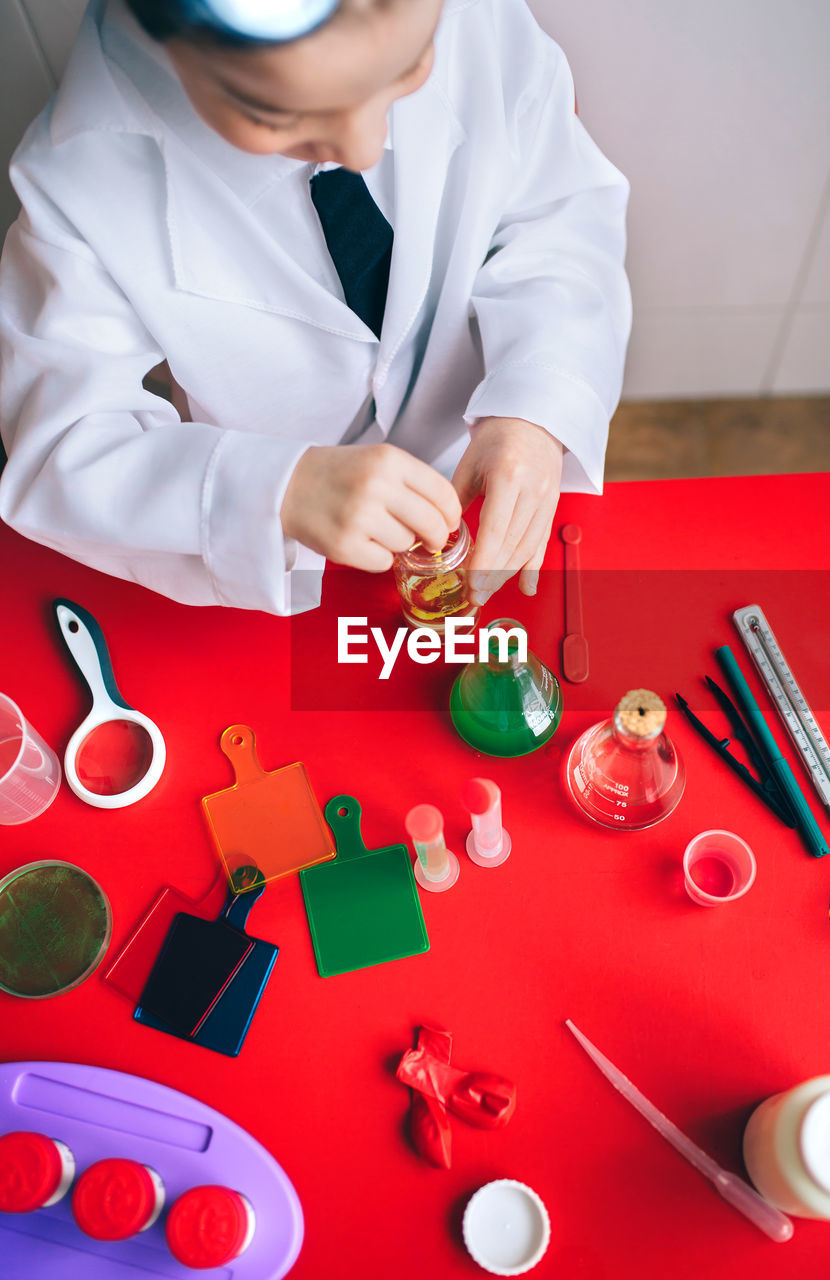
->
xmin=715 ymin=645 xmax=828 ymax=859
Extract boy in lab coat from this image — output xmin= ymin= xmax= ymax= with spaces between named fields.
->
xmin=0 ymin=0 xmax=631 ymax=615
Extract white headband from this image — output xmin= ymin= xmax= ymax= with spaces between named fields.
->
xmin=199 ymin=0 xmax=340 ymax=40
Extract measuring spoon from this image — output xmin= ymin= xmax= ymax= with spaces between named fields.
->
xmin=53 ymin=599 xmax=166 ymax=809
xmin=560 ymin=523 xmax=589 ymax=683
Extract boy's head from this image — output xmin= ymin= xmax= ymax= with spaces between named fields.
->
xmin=125 ymin=0 xmax=443 ymax=169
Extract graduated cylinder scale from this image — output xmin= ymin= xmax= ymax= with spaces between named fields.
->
xmin=733 ymin=606 xmax=830 ymax=811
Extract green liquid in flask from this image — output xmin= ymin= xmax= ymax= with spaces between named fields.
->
xmin=450 ymin=620 xmax=562 ymax=757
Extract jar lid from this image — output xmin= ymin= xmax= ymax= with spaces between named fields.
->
xmin=395 ymin=523 xmax=468 ymax=571
xmin=800 ymin=1092 xmax=830 ymax=1195
xmin=72 ymin=1158 xmax=159 ymax=1239
xmin=166 ymin=1185 xmax=252 ymax=1267
xmin=462 ymin=1179 xmax=550 ymax=1275
xmin=0 ymin=1131 xmax=63 ymax=1213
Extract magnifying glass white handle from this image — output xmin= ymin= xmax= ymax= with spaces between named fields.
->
xmin=53 ymin=598 xmax=167 ymax=809
xmin=54 ymin=599 xmax=132 ymax=715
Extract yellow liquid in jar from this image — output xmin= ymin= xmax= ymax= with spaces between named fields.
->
xmin=401 ymin=568 xmax=472 ymax=625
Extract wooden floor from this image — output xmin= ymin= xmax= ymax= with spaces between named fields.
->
xmin=606 ymin=395 xmax=830 ymax=482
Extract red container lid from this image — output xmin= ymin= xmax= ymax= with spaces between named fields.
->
xmin=461 ymin=777 xmax=498 ymax=816
xmin=166 ymin=1185 xmax=252 ymax=1268
xmin=0 ymin=1131 xmax=64 ymax=1213
xmin=404 ymin=804 xmax=443 ymax=845
xmin=72 ymin=1158 xmax=160 ymax=1240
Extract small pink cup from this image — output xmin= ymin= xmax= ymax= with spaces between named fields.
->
xmin=683 ymin=829 xmax=756 ymax=906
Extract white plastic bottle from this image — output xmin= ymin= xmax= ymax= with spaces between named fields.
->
xmin=743 ymin=1075 xmax=830 ymax=1218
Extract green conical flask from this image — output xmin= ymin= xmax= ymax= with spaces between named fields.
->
xmin=449 ymin=619 xmax=562 ymax=757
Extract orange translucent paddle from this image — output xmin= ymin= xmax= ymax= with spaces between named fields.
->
xmin=202 ymin=725 xmax=335 ymax=891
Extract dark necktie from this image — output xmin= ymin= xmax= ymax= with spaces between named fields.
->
xmin=309 ymin=168 xmax=393 ymax=339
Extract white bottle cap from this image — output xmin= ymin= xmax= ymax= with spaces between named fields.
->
xmin=462 ymin=1179 xmax=550 ymax=1275
xmin=799 ymin=1092 xmax=830 ymax=1195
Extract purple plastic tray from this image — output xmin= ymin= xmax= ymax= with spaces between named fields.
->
xmin=0 ymin=1061 xmax=303 ymax=1279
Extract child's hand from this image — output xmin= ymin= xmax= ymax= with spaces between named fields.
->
xmin=281 ymin=442 xmax=462 ymax=571
xmin=451 ymin=417 xmax=563 ymax=603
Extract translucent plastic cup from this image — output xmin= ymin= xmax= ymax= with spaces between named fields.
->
xmin=0 ymin=694 xmax=61 ymax=824
xmin=683 ymin=829 xmax=756 ymax=905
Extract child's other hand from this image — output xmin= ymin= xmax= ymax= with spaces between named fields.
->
xmin=451 ymin=417 xmax=563 ymax=604
xmin=281 ymin=442 xmax=462 ymax=571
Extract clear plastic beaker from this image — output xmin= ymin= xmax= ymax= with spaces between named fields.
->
xmin=0 ymin=694 xmax=61 ymax=824
xmin=564 ymin=689 xmax=685 ymax=830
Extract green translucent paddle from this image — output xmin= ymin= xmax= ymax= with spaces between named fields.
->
xmin=300 ymin=796 xmax=429 ymax=977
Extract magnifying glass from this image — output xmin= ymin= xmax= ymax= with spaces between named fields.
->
xmin=53 ymin=599 xmax=166 ymax=809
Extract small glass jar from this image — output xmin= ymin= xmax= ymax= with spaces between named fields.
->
xmin=392 ymin=521 xmax=478 ymax=633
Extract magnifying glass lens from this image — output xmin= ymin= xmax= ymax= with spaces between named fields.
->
xmin=75 ymin=720 xmax=155 ymax=796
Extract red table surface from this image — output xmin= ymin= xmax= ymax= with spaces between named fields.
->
xmin=2 ymin=472 xmax=830 ymax=1280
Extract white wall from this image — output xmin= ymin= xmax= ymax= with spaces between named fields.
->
xmin=0 ymin=0 xmax=84 ymax=240
xmin=1 ymin=0 xmax=829 ymax=399
xmin=530 ymin=0 xmax=830 ymax=398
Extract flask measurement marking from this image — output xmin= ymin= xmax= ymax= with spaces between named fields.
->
xmin=733 ymin=605 xmax=830 ymax=809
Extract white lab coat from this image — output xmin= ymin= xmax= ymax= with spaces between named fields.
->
xmin=0 ymin=0 xmax=631 ymax=615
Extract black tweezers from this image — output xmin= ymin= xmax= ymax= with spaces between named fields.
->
xmin=675 ymin=677 xmax=796 ymax=827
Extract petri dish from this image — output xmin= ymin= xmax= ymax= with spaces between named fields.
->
xmin=0 ymin=861 xmax=112 ymax=998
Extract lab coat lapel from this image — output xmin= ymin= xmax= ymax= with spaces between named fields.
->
xmin=57 ymin=0 xmax=374 ymax=343
xmin=55 ymin=2 xmax=464 ymax=360
xmin=374 ymin=80 xmax=466 ymax=430
xmin=165 ymin=72 xmax=466 ymax=377
xmin=162 ymin=147 xmax=374 ymax=342
xmin=50 ymin=0 xmax=156 ymax=144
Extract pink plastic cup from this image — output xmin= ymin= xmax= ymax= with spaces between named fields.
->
xmin=683 ymin=829 xmax=756 ymax=906
xmin=0 ymin=694 xmax=61 ymax=824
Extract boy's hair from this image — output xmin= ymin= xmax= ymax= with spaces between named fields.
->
xmin=124 ymin=0 xmax=339 ymax=45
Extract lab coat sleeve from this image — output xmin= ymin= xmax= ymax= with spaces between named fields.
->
xmin=0 ymin=208 xmax=321 ymax=615
xmin=464 ymin=16 xmax=632 ymax=494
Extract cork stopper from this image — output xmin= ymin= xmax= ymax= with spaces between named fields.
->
xmin=615 ymin=690 xmax=667 ymax=737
